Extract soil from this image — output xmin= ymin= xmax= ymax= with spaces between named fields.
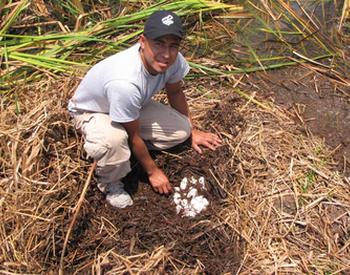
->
xmin=64 ymin=96 xmax=246 ymax=274
xmin=246 ymin=66 xmax=350 ymax=176
xmin=61 ymin=66 xmax=349 ymax=274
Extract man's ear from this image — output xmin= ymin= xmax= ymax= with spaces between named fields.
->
xmin=139 ymin=34 xmax=146 ymax=50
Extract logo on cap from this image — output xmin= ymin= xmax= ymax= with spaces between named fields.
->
xmin=162 ymin=15 xmax=174 ymax=26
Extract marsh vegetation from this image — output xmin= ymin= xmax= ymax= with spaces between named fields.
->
xmin=1 ymin=1 xmax=350 ymax=274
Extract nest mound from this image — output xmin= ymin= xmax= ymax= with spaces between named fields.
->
xmin=1 ymin=75 xmax=349 ymax=274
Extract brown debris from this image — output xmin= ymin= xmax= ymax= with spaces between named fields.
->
xmin=1 ymin=68 xmax=350 ymax=274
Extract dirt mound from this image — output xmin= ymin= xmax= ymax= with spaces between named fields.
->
xmin=62 ymin=94 xmax=246 ymax=274
xmin=1 ymin=77 xmax=349 ymax=274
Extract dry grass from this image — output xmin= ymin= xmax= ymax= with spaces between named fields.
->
xmin=214 ymin=95 xmax=350 ymax=274
xmin=1 ymin=72 xmax=349 ymax=273
xmin=1 ymin=1 xmax=350 ymax=273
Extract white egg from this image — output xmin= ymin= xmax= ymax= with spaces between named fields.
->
xmin=180 ymin=177 xmax=188 ymax=190
xmin=190 ymin=176 xmax=197 ymax=185
xmin=199 ymin=177 xmax=206 ymax=189
xmin=191 ymin=196 xmax=209 ymax=213
xmin=180 ymin=199 xmax=189 ymax=208
xmin=176 ymin=205 xmax=182 ymax=214
xmin=184 ymin=208 xmax=197 ymax=217
xmin=173 ymin=192 xmax=181 ymax=205
xmin=187 ymin=188 xmax=198 ymax=198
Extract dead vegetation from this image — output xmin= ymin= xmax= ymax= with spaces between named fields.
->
xmin=1 ymin=0 xmax=350 ymax=274
xmin=1 ymin=73 xmax=350 ymax=273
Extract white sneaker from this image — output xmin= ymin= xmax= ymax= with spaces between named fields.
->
xmin=105 ymin=182 xmax=133 ymax=208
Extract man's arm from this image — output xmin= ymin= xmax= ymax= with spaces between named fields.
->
xmin=120 ymin=119 xmax=172 ymax=194
xmin=165 ymin=81 xmax=222 ymax=154
xmin=165 ymin=81 xmax=190 ymax=118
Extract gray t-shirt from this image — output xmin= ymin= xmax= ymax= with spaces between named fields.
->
xmin=68 ymin=43 xmax=190 ymax=123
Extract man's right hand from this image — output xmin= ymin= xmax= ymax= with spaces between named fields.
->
xmin=120 ymin=119 xmax=172 ymax=195
xmin=148 ymin=168 xmax=172 ymax=194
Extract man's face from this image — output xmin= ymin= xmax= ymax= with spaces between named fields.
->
xmin=139 ymin=34 xmax=181 ymax=75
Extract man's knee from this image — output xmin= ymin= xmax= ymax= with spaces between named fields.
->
xmin=166 ymin=119 xmax=192 ymax=148
xmin=84 ymin=140 xmax=109 ymax=160
xmin=85 ymin=130 xmax=130 ymax=164
xmin=177 ymin=119 xmax=192 ymax=143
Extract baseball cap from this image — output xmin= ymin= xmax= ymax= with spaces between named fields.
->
xmin=144 ymin=10 xmax=184 ymax=40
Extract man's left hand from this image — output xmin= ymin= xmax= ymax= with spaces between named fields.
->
xmin=191 ymin=129 xmax=222 ymax=154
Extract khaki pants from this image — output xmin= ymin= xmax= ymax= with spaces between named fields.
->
xmin=72 ymin=100 xmax=191 ymax=189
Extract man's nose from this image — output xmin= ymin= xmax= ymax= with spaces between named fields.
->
xmin=162 ymin=45 xmax=170 ymax=58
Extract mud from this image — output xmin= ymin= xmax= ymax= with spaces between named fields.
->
xmin=61 ymin=66 xmax=350 ymax=273
xmin=247 ymin=66 xmax=350 ymax=176
xmin=63 ymin=95 xmax=246 ymax=274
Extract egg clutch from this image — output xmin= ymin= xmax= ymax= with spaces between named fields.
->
xmin=172 ymin=176 xmax=209 ymax=217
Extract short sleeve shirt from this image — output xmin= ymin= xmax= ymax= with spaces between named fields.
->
xmin=68 ymin=43 xmax=190 ymax=122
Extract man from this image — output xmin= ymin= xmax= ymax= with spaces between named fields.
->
xmin=68 ymin=10 xmax=221 ymax=208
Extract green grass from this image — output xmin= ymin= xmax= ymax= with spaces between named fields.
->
xmin=0 ymin=0 xmax=243 ymax=89
xmin=300 ymin=170 xmax=316 ymax=193
xmin=0 ymin=1 xmax=347 ymax=93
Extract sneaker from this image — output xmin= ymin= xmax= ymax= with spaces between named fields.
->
xmin=97 ymin=182 xmax=108 ymax=193
xmin=105 ymin=181 xmax=133 ymax=208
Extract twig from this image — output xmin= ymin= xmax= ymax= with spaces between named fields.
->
xmin=292 ymin=51 xmax=331 ymax=69
xmin=59 ymin=160 xmax=97 ymax=275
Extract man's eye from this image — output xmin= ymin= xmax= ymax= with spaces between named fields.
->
xmin=154 ymin=41 xmax=162 ymax=47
